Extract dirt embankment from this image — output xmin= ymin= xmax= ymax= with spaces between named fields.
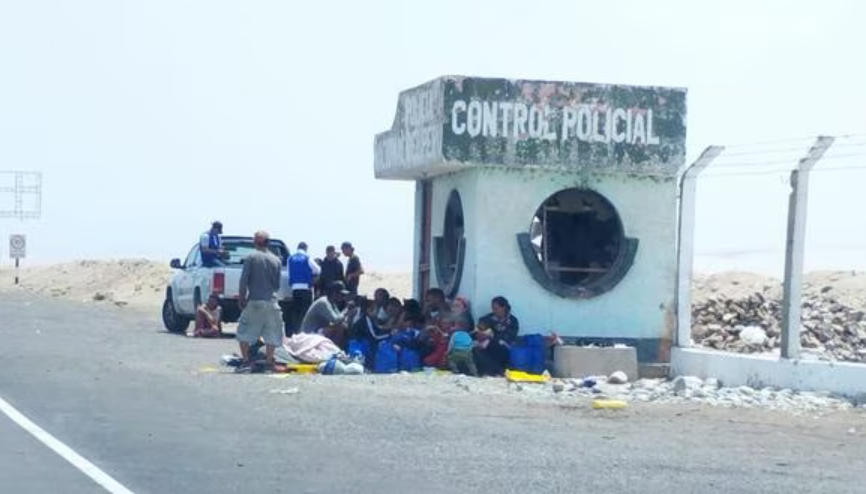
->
xmin=0 ymin=259 xmax=413 ymax=309
xmin=692 ymin=270 xmax=866 ymax=309
xmin=4 ymin=260 xmax=866 ymax=322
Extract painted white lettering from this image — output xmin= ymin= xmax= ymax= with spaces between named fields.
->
xmin=591 ymin=107 xmax=608 ymax=143
xmin=467 ymin=100 xmax=483 ymax=137
xmin=646 ymin=109 xmax=660 ymax=145
xmin=482 ymin=101 xmax=498 ymax=137
xmin=561 ymin=107 xmax=577 ymax=142
xmin=605 ymin=107 xmax=613 ymax=143
xmin=513 ymin=103 xmax=529 ymax=138
xmin=576 ymin=105 xmax=591 ymax=141
xmin=542 ymin=105 xmax=557 ymax=141
xmin=611 ymin=108 xmax=627 ymax=143
xmin=499 ymin=102 xmax=513 ymax=137
xmin=451 ymin=100 xmax=466 ymax=135
xmin=528 ymin=105 xmax=543 ymax=138
xmin=632 ymin=111 xmax=646 ymax=144
xmin=626 ymin=109 xmax=633 ymax=144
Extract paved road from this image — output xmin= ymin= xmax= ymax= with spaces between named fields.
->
xmin=2 ymin=290 xmax=866 ymax=493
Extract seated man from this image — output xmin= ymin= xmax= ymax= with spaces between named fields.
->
xmin=200 ymin=221 xmax=228 ymax=267
xmin=299 ymin=281 xmax=358 ymax=349
xmin=193 ymin=293 xmax=222 ymax=338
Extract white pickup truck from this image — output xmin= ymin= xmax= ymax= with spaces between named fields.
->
xmin=161 ymin=235 xmax=293 ymax=333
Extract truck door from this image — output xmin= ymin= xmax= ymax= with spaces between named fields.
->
xmin=177 ymin=245 xmax=202 ymax=313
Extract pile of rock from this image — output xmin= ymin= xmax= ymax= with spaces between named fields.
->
xmin=548 ymin=375 xmax=855 ymax=412
xmin=692 ymin=291 xmax=866 ymax=362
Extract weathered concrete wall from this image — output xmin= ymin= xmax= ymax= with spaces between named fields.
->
xmin=428 ymin=170 xmax=479 ymax=301
xmin=470 ymin=167 xmax=678 ymax=352
xmin=442 ymin=77 xmax=687 ymax=175
xmin=672 ymin=347 xmax=866 ymax=397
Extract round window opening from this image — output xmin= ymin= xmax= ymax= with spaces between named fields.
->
xmin=434 ymin=189 xmax=466 ymax=298
xmin=520 ymin=188 xmax=638 ymax=298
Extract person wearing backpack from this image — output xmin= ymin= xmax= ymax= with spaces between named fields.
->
xmin=447 ymin=319 xmax=478 ymax=376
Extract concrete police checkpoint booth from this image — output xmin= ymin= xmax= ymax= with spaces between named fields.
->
xmin=374 ymin=76 xmax=687 ymax=378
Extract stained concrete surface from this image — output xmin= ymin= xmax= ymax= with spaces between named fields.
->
xmin=1 ymin=290 xmax=866 ymax=493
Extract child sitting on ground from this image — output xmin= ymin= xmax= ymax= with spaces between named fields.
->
xmin=391 ymin=311 xmax=426 ymax=371
xmin=348 ymin=297 xmax=390 ymax=368
xmin=447 ymin=319 xmax=478 ymax=376
xmin=422 ymin=320 xmax=450 ymax=369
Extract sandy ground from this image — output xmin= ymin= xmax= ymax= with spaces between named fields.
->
xmin=0 ymin=258 xmax=413 ymax=309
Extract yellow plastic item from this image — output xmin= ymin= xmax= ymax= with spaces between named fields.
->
xmin=592 ymin=399 xmax=628 ymax=409
xmin=285 ymin=363 xmax=319 ymax=374
xmin=505 ymin=369 xmax=550 ymax=383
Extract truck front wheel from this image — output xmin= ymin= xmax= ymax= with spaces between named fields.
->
xmin=162 ymin=295 xmax=191 ymax=333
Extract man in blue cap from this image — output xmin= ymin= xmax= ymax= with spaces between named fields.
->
xmin=200 ymin=221 xmax=227 ymax=267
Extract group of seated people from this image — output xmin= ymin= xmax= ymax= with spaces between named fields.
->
xmin=191 ymin=277 xmax=532 ymax=377
xmin=303 ymin=283 xmax=523 ymax=377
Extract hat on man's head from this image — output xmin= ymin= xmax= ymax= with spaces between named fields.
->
xmin=341 ymin=241 xmax=353 ymax=250
xmin=327 ymin=280 xmax=351 ymax=296
xmin=212 ymin=221 xmax=223 ymax=232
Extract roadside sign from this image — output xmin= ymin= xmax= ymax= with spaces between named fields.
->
xmin=9 ymin=234 xmax=26 ymax=259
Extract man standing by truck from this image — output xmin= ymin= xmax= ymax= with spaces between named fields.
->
xmin=287 ymin=241 xmax=321 ymax=336
xmin=236 ymin=230 xmax=283 ymax=372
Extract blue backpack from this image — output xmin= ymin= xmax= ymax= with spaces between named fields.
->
xmin=399 ymin=348 xmax=422 ymax=372
xmin=374 ymin=340 xmax=399 ymax=374
xmin=509 ymin=334 xmax=546 ymax=375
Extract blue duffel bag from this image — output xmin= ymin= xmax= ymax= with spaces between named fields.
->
xmin=399 ymin=348 xmax=422 ymax=372
xmin=374 ymin=340 xmax=399 ymax=374
xmin=508 ymin=334 xmax=546 ymax=374
xmin=348 ymin=339 xmax=371 ymax=363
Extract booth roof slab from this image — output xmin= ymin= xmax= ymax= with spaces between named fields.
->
xmin=374 ymin=76 xmax=688 ymax=181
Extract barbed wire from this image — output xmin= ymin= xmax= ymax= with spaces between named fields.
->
xmin=721 ymin=133 xmax=866 ymax=149
xmin=702 ymin=164 xmax=866 ymax=178
xmin=703 ymin=151 xmax=866 ymax=172
xmin=717 ymin=140 xmax=866 ymax=158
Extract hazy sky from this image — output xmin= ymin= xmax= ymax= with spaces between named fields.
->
xmin=1 ymin=0 xmax=865 ymax=275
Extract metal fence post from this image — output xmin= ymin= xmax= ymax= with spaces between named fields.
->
xmin=675 ymin=146 xmax=725 ymax=348
xmin=780 ymin=136 xmax=835 ymax=359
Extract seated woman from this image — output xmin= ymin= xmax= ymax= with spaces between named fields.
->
xmin=373 ymin=288 xmax=391 ymax=326
xmin=473 ymin=296 xmax=519 ymax=376
xmin=449 ymin=295 xmax=474 ymax=330
xmin=378 ymin=297 xmax=404 ymax=333
xmin=193 ymin=293 xmax=223 ymax=338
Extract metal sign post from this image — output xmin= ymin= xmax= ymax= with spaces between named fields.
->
xmin=9 ymin=234 xmax=26 ymax=285
xmin=0 ymin=171 xmax=41 ymax=284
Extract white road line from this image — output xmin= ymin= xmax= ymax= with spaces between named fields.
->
xmin=0 ymin=395 xmax=136 ymax=494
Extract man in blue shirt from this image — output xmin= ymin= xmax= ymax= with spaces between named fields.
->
xmin=200 ymin=221 xmax=226 ymax=267
xmin=287 ymin=241 xmax=321 ymax=336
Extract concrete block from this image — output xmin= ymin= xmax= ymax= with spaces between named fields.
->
xmin=553 ymin=346 xmax=639 ymax=381
xmin=639 ymin=363 xmax=671 ymax=379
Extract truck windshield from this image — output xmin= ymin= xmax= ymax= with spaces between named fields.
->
xmin=222 ymin=240 xmax=287 ymax=265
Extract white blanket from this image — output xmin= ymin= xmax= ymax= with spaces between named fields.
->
xmin=283 ymin=333 xmax=341 ymax=363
